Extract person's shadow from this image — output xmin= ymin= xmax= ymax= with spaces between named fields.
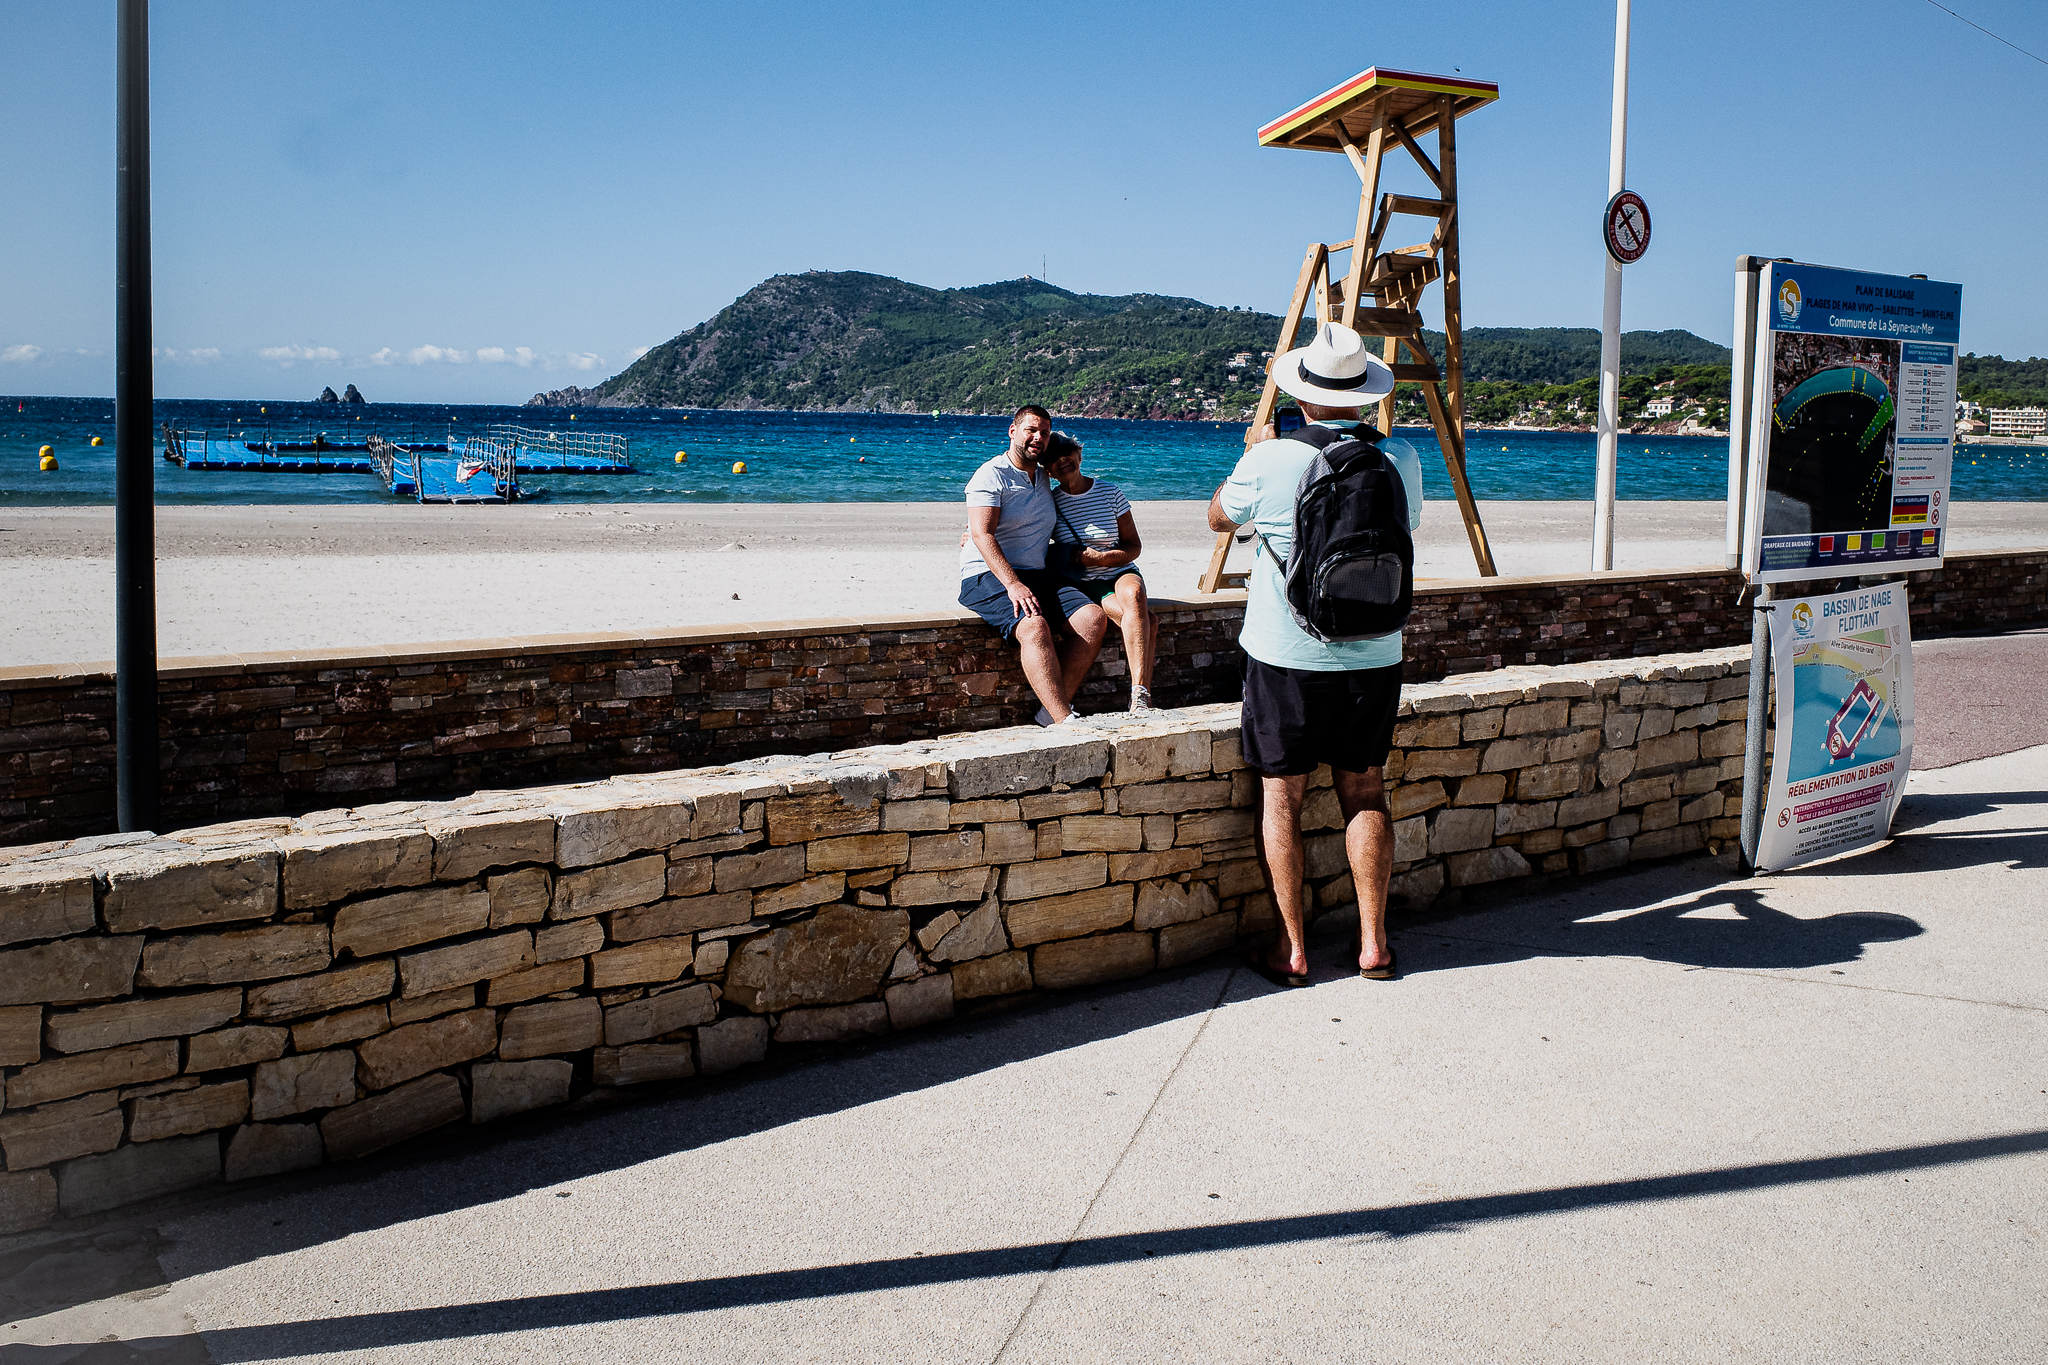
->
xmin=1544 ymin=882 xmax=1920 ymax=971
xmin=1371 ymin=859 xmax=1928 ymax=977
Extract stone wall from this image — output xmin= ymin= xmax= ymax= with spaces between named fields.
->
xmin=2 ymin=549 xmax=2038 ymax=846
xmin=0 ymin=646 xmax=1754 ymax=1235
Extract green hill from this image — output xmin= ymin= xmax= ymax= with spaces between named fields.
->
xmin=1958 ymin=353 xmax=2048 ymax=408
xmin=528 ymin=270 xmax=1733 ymax=420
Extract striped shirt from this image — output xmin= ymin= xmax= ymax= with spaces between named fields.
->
xmin=1052 ymin=478 xmax=1134 ymax=581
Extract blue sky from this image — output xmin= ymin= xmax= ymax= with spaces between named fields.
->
xmin=4 ymin=0 xmax=2045 ymax=402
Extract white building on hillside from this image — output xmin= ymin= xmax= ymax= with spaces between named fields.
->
xmin=1643 ymin=396 xmax=1677 ymax=418
xmin=1987 ymin=407 xmax=2048 ymax=437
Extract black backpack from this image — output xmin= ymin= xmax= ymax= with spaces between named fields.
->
xmin=1251 ymin=423 xmax=1414 ymax=643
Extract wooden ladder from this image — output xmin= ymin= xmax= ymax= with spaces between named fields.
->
xmin=1199 ymin=88 xmax=1498 ymax=592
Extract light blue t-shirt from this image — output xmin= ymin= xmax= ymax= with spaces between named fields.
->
xmin=959 ymin=453 xmax=1055 ymax=579
xmin=1218 ymin=422 xmax=1424 ymax=671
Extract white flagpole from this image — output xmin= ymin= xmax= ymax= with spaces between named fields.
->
xmin=1592 ymin=0 xmax=1631 ymax=571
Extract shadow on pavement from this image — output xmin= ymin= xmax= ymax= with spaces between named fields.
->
xmin=8 ymin=788 xmax=2033 ymax=1352
xmin=8 ymin=1128 xmax=2044 ymax=1361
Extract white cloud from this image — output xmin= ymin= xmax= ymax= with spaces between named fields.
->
xmin=2 ymin=344 xmax=43 ymax=363
xmin=626 ymin=345 xmax=651 ymax=361
xmin=154 ymin=347 xmax=222 ymax=363
xmin=364 ymin=343 xmax=604 ymax=371
xmin=259 ymin=344 xmax=342 ymax=366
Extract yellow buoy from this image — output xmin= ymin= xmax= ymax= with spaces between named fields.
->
xmin=40 ymin=451 xmax=58 ymax=471
xmin=39 ymin=444 xmax=53 ymax=457
xmin=674 ymin=451 xmax=687 ymax=464
xmin=732 ymin=461 xmax=747 ymax=474
xmin=849 ymin=436 xmax=855 ymax=443
xmin=570 ymin=414 xmax=577 ymax=420
xmin=90 ymin=435 xmax=103 ymax=446
xmin=260 ymin=407 xmax=266 ymax=414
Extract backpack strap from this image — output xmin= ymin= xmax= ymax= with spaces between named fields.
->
xmin=1250 ymin=424 xmax=1386 ymax=572
xmin=1281 ymin=421 xmax=1384 ymax=452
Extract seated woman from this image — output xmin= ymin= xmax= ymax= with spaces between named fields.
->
xmin=1045 ymin=433 xmax=1159 ymax=712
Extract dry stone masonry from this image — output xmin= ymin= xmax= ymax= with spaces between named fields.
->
xmin=11 ymin=549 xmax=2032 ymax=845
xmin=3 ymin=644 xmax=1751 ymax=1233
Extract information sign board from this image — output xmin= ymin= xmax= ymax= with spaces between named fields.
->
xmin=1740 ymin=262 xmax=1962 ymax=584
xmin=1753 ymin=582 xmax=1915 ymax=870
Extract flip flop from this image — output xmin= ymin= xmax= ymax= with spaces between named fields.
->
xmin=1359 ymin=950 xmax=1398 ymax=981
xmin=1243 ymin=950 xmax=1309 ymax=989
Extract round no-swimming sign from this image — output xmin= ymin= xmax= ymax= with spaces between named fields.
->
xmin=1604 ymin=190 xmax=1651 ymax=264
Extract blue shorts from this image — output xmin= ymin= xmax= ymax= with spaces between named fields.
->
xmin=959 ymin=569 xmax=1095 ymax=642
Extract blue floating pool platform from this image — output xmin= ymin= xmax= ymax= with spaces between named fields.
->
xmin=161 ymin=421 xmax=630 ymax=503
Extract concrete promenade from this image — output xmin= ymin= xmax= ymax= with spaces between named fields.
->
xmin=2 ymin=632 xmax=2043 ymax=1363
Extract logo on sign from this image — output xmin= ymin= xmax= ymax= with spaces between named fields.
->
xmin=1778 ymin=277 xmax=1803 ymax=323
xmin=1791 ymin=602 xmax=1814 ymax=637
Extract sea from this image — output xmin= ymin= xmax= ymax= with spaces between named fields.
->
xmin=4 ymin=396 xmax=2045 ymax=506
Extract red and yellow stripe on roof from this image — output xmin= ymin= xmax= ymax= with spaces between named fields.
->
xmin=1258 ymin=67 xmax=1498 ymax=150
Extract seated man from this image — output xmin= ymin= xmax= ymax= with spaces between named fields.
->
xmin=958 ymin=405 xmax=1108 ymax=725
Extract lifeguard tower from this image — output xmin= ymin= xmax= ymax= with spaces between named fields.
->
xmin=1198 ymin=67 xmax=1500 ymax=591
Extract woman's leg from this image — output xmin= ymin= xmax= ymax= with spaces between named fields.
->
xmin=1106 ymin=573 xmax=1156 ymax=702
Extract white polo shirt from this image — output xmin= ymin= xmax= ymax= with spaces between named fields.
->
xmin=959 ymin=453 xmax=1055 ymax=579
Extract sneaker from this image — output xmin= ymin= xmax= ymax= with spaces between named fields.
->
xmin=1034 ymin=706 xmax=1055 ymax=727
xmin=1129 ymin=686 xmax=1155 ymax=712
xmin=1057 ymin=710 xmax=1084 ymax=725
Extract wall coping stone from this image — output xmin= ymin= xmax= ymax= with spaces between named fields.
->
xmin=1 ymin=544 xmax=2037 ymax=686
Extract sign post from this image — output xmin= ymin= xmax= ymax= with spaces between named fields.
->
xmin=1591 ymin=0 xmax=1636 ymax=572
xmin=1734 ymin=258 xmax=1960 ymax=870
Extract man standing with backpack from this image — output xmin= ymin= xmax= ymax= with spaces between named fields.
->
xmin=1206 ymin=322 xmax=1424 ymax=986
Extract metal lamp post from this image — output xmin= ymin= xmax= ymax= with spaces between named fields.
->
xmin=116 ymin=0 xmax=159 ymax=831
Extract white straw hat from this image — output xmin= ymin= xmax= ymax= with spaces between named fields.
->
xmin=1272 ymin=321 xmax=1395 ymax=407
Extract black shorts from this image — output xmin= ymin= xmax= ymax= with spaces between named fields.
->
xmin=959 ymin=569 xmax=1095 ymax=642
xmin=1239 ymin=656 xmax=1403 ymax=776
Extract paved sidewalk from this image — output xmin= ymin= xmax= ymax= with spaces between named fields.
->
xmin=3 ymin=745 xmax=2044 ymax=1363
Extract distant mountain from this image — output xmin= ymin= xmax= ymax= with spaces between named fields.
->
xmin=529 ymin=271 xmax=1732 ymax=418
xmin=1441 ymin=327 xmax=1730 ymax=385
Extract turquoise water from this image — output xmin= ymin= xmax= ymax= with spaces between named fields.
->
xmin=1787 ymin=662 xmax=1903 ymax=782
xmin=3 ymin=396 xmax=2045 ymax=506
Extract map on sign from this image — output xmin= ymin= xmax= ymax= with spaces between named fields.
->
xmin=1784 ymin=626 xmax=1903 ymax=782
xmin=1743 ymin=261 xmax=1961 ymax=584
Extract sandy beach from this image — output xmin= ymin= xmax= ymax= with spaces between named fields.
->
xmin=3 ymin=500 xmax=2044 ymax=668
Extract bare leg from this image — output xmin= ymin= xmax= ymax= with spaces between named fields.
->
xmin=1333 ymin=766 xmax=1393 ymax=972
xmin=1101 ymin=576 xmax=1157 ymax=694
xmin=1253 ymin=773 xmax=1309 ymax=976
xmin=1054 ymin=604 xmax=1109 ymax=712
xmin=1014 ymin=617 xmax=1071 ymax=719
